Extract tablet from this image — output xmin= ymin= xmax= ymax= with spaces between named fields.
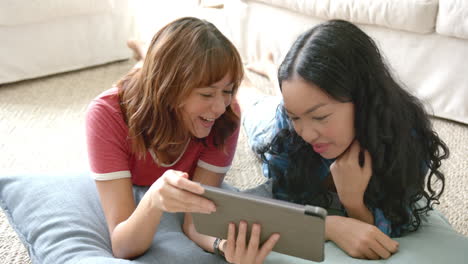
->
xmin=192 ymin=184 xmax=327 ymax=262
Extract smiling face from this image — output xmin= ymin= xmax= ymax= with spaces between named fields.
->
xmin=281 ymin=77 xmax=355 ymax=159
xmin=180 ymin=73 xmax=234 ymax=138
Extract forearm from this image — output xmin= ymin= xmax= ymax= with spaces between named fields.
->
xmin=111 ymin=193 xmax=164 ymax=259
xmin=183 ymin=213 xmax=217 ymax=252
xmin=184 ymin=166 xmax=226 ymax=252
xmin=343 ymin=201 xmax=374 ymax=225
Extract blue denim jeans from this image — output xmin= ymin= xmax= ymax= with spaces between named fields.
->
xmin=242 ymin=95 xmax=282 ymax=156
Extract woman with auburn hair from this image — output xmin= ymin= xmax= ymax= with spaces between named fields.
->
xmin=86 ymin=17 xmax=278 ymax=261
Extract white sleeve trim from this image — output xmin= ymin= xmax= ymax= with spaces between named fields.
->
xmin=92 ymin=170 xmax=131 ymax=181
xmin=197 ymin=160 xmax=231 ymax=174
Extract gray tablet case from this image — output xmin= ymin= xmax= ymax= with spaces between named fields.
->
xmin=192 ymin=185 xmax=327 ymax=262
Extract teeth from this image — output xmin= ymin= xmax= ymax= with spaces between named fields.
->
xmin=201 ymin=117 xmax=215 ymax=122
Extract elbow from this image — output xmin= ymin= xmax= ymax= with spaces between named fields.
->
xmin=112 ymin=251 xmax=133 ymax=260
xmin=110 ymin=233 xmax=147 ymax=260
xmin=111 ymin=243 xmax=146 ymax=260
xmin=182 ymin=219 xmax=195 ymax=239
xmin=111 ymin=244 xmax=140 ymax=260
xmin=182 ymin=215 xmax=201 ymax=242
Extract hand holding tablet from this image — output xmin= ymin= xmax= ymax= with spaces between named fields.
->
xmin=222 ymin=221 xmax=281 ymax=264
xmin=192 ymin=184 xmax=327 ymax=262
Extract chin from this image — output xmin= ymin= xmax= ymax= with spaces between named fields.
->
xmin=193 ymin=129 xmax=211 ymax=139
xmin=320 ymin=150 xmax=340 ymax=160
xmin=319 ymin=153 xmax=333 ymax=159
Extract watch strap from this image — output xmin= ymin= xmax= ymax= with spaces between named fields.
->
xmin=213 ymin=237 xmax=225 ymax=257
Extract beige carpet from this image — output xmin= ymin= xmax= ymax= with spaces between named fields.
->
xmin=0 ymin=59 xmax=466 ymax=263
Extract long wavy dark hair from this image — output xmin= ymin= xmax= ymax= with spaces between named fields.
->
xmin=258 ymin=20 xmax=449 ymax=235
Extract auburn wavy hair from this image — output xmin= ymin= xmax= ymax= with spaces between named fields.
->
xmin=116 ymin=17 xmax=243 ymax=160
xmin=259 ymin=20 xmax=449 ymax=236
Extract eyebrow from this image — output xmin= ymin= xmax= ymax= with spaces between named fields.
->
xmin=285 ymin=103 xmax=327 ymax=116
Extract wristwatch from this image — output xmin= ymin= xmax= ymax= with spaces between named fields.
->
xmin=213 ymin=237 xmax=225 ymax=257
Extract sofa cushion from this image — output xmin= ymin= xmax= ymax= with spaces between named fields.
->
xmin=0 ymin=0 xmax=114 ymax=26
xmin=253 ymin=0 xmax=438 ymax=33
xmin=0 ymin=173 xmax=226 ymax=264
xmin=436 ymin=0 xmax=468 ymax=39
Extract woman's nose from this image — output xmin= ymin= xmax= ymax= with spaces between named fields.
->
xmin=298 ymin=125 xmax=319 ymax=144
xmin=211 ymin=94 xmax=226 ymax=116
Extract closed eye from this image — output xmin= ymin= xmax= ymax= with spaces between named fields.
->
xmin=313 ymin=114 xmax=330 ymax=121
xmin=223 ymin=90 xmax=234 ymax=95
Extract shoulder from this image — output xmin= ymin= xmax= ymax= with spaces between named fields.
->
xmin=86 ymin=87 xmax=127 ymax=135
xmin=86 ymin=87 xmax=123 ymax=121
xmin=87 ymin=87 xmax=120 ymax=112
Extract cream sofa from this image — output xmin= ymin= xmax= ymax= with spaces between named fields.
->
xmin=223 ymin=0 xmax=468 ymax=124
xmin=0 ymin=0 xmax=135 ymax=84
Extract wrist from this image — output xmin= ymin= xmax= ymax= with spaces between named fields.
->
xmin=139 ymin=191 xmax=164 ymax=219
xmin=343 ymin=202 xmax=374 ymax=225
xmin=325 ymin=215 xmax=341 ymax=241
xmin=213 ymin=237 xmax=225 ymax=257
xmin=219 ymin=239 xmax=226 ymax=254
xmin=339 ymin=195 xmax=366 ymax=211
xmin=341 ymin=197 xmax=365 ymax=211
xmin=145 ymin=187 xmax=163 ymax=211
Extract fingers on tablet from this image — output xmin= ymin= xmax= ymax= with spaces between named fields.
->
xmin=258 ymin=233 xmax=280 ymax=261
xmin=224 ymin=221 xmax=279 ymax=263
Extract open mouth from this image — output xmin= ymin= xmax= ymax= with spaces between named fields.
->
xmin=200 ymin=116 xmax=215 ymax=122
xmin=199 ymin=116 xmax=216 ymax=128
xmin=312 ymin=143 xmax=330 ymax=153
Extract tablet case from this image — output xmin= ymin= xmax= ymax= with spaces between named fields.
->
xmin=192 ymin=185 xmax=327 ymax=262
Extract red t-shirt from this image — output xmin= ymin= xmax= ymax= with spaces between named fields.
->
xmin=85 ymin=88 xmax=239 ymax=186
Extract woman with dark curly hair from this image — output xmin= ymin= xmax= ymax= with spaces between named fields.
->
xmin=242 ymin=19 xmax=449 ymax=260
